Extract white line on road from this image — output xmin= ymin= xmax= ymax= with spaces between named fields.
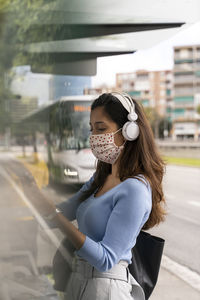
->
xmin=188 ymin=201 xmax=200 ymax=208
xmin=0 ymin=166 xmax=73 ymax=265
xmin=170 ymin=212 xmax=200 ymax=226
xmin=162 ymin=255 xmax=200 ymax=292
xmin=165 ymin=193 xmax=175 ymax=199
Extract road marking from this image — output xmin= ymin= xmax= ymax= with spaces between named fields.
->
xmin=170 ymin=213 xmax=200 ymax=226
xmin=162 ymin=255 xmax=200 ymax=292
xmin=165 ymin=193 xmax=175 ymax=199
xmin=188 ymin=201 xmax=200 ymax=208
xmin=0 ymin=167 xmax=73 ymax=265
xmin=16 ymin=216 xmax=34 ymax=221
xmin=6 ymin=169 xmax=27 ymax=207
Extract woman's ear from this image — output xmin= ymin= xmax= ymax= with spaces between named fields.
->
xmin=116 ymin=130 xmax=126 ymax=147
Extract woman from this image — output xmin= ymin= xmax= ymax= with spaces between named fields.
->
xmin=44 ymin=92 xmax=166 ymax=300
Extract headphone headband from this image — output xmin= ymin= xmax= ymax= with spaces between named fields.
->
xmin=111 ymin=92 xmax=138 ymax=121
xmin=111 ymin=92 xmax=135 ymax=113
xmin=110 ymin=91 xmax=139 ymax=141
xmin=111 ymin=92 xmax=133 ymax=113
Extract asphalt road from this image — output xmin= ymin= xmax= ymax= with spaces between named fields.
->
xmin=149 ymin=164 xmax=200 ymax=275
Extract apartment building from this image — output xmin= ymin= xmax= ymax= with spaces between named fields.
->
xmin=84 ymin=87 xmax=116 ymax=95
xmin=116 ymin=70 xmax=173 ymax=117
xmin=172 ymin=45 xmax=200 ymax=141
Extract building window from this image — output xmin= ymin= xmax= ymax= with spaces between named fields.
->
xmin=141 ymin=99 xmax=149 ymax=107
xmin=166 ymin=89 xmax=171 ymax=96
xmin=137 ymin=74 xmax=148 ymax=80
xmin=179 ymin=48 xmax=193 ymax=59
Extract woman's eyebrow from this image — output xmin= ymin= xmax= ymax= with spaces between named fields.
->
xmin=89 ymin=121 xmax=105 ymax=125
xmin=95 ymin=121 xmax=105 ymax=124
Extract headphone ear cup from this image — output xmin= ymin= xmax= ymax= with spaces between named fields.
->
xmin=122 ymin=121 xmax=139 ymax=141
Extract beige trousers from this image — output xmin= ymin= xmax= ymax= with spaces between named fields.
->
xmin=64 ymin=254 xmax=145 ymax=300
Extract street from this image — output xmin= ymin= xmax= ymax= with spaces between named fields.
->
xmin=149 ymin=164 xmax=200 ymax=274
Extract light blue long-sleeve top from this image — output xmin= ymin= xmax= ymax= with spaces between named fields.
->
xmin=56 ymin=174 xmax=152 ymax=272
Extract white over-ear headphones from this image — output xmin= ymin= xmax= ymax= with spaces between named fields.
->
xmin=111 ymin=92 xmax=139 ymax=141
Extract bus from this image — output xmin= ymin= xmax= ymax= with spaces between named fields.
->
xmin=46 ymin=95 xmax=97 ymax=184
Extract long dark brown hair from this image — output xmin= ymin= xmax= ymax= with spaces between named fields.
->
xmin=80 ymin=93 xmax=166 ymax=230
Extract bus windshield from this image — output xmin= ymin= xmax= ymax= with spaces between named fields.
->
xmin=50 ymin=100 xmax=92 ymax=151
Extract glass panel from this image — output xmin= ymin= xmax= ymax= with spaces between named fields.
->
xmin=166 ymin=89 xmax=171 ymax=96
xmin=129 ymin=91 xmax=141 ymax=96
xmin=141 ymin=99 xmax=149 ymax=106
xmin=174 ymin=96 xmax=194 ymax=102
xmin=1 ymin=1 xmax=200 ymax=300
xmin=174 ymin=59 xmax=194 ymax=64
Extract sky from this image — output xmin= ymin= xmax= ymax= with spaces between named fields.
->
xmin=91 ymin=21 xmax=200 ymax=87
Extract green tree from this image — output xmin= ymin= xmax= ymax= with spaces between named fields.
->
xmin=0 ymin=0 xmax=59 ymax=134
xmin=143 ymin=107 xmax=171 ymax=139
xmin=143 ymin=107 xmax=162 ymax=139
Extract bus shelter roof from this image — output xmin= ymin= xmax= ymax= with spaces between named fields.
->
xmin=8 ymin=0 xmax=200 ymax=75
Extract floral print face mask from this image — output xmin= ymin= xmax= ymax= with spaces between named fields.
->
xmin=89 ymin=128 xmax=125 ymax=164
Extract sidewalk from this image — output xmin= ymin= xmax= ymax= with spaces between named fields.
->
xmin=150 ymin=266 xmax=200 ymax=300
